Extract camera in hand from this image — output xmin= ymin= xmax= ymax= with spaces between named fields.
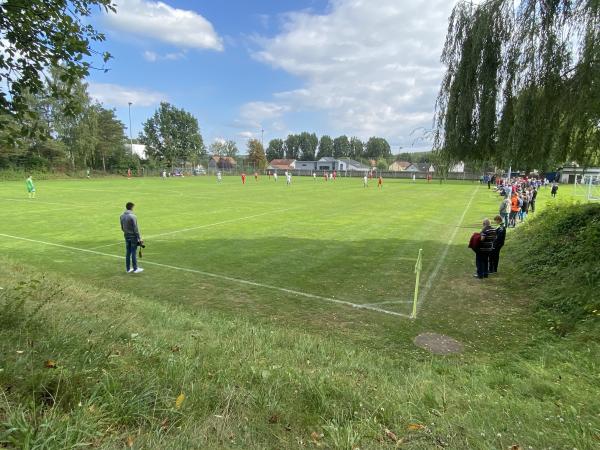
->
xmin=138 ymin=240 xmax=146 ymax=248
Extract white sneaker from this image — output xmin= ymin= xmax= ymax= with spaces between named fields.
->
xmin=127 ymin=268 xmax=134 ymax=273
xmin=133 ymin=268 xmax=144 ymax=274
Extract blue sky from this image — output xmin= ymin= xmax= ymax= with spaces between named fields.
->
xmin=87 ymin=0 xmax=456 ymax=153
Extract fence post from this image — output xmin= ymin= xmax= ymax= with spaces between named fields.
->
xmin=410 ymin=249 xmax=423 ymax=319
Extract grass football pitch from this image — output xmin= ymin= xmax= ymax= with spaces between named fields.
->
xmin=0 ymin=176 xmax=496 ymax=324
xmin=3 ymin=176 xmax=599 ymax=449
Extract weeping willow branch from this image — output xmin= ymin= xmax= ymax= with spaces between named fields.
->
xmin=434 ymin=0 xmax=599 ymax=171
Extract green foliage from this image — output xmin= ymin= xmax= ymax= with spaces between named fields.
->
xmin=0 ymin=0 xmax=114 ymax=126
xmin=333 ymin=135 xmax=351 ymax=158
xmin=318 ymin=135 xmax=334 ymax=158
xmin=210 ymin=139 xmax=238 ymax=158
xmin=266 ymin=138 xmax=284 ymax=160
xmin=284 ymin=134 xmax=301 ymax=160
xmin=140 ymin=102 xmax=206 ymax=169
xmin=349 ymin=137 xmax=364 ymax=159
xmin=298 ymin=132 xmax=318 ymax=160
xmin=247 ymin=138 xmax=266 ymax=169
xmin=364 ymin=137 xmax=392 ymax=159
xmin=0 ymin=69 xmax=128 ymax=172
xmin=435 ymin=0 xmax=600 ymax=169
xmin=512 ymin=202 xmax=600 ymax=336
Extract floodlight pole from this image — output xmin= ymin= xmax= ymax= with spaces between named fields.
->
xmin=128 ymin=102 xmax=133 ymax=157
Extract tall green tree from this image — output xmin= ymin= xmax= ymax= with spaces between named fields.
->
xmin=365 ymin=137 xmax=391 ymax=158
xmin=247 ymin=138 xmax=266 ymax=169
xmin=266 ymin=138 xmax=284 ymax=160
xmin=96 ymin=108 xmax=126 ymax=172
xmin=349 ymin=137 xmax=364 ymax=159
xmin=140 ymin=102 xmax=205 ymax=170
xmin=284 ymin=134 xmax=301 ymax=159
xmin=318 ymin=135 xmax=334 ymax=158
xmin=298 ymin=132 xmax=319 ymax=160
xmin=333 ymin=135 xmax=350 ymax=158
xmin=0 ymin=0 xmax=114 ymax=127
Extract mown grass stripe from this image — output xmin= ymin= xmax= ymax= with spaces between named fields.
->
xmin=0 ymin=232 xmax=410 ymax=319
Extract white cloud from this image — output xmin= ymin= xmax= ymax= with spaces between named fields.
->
xmin=143 ymin=50 xmax=158 ymax=62
xmin=88 ymin=82 xmax=166 ymax=107
xmin=249 ymin=0 xmax=455 ymax=146
xmin=237 ymin=101 xmax=290 ymax=129
xmin=143 ymin=49 xmax=187 ymax=62
xmin=105 ymin=0 xmax=223 ymax=51
xmin=238 ymin=131 xmax=255 ymax=139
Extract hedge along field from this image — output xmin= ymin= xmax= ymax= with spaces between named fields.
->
xmin=0 ymin=176 xmax=598 ymax=449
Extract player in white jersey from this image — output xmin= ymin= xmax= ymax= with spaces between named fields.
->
xmin=363 ymin=174 xmax=368 ymax=188
xmin=286 ymin=172 xmax=292 ymax=185
xmin=274 ymin=172 xmax=278 ymax=182
xmin=217 ymin=171 xmax=222 ymax=183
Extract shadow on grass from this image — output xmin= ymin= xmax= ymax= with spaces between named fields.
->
xmin=1 ymin=234 xmax=528 ymax=354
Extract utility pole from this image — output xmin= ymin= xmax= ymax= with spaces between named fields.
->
xmin=261 ymin=128 xmax=264 ymax=147
xmin=128 ymin=102 xmax=133 ymax=156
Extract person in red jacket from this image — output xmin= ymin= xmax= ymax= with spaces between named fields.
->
xmin=241 ymin=173 xmax=246 ymax=184
xmin=377 ymin=176 xmax=383 ymax=189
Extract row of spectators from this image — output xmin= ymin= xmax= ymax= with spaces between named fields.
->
xmin=469 ymin=177 xmax=551 ymax=279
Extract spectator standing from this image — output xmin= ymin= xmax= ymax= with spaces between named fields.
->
xmin=489 ymin=216 xmax=506 ymax=274
xmin=499 ymin=196 xmax=511 ymax=228
xmin=530 ymin=188 xmax=537 ymax=213
xmin=510 ymin=193 xmax=519 ymax=227
xmin=119 ymin=202 xmax=143 ymax=274
xmin=476 ymin=218 xmax=496 ymax=279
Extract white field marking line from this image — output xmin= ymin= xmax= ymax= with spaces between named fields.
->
xmin=89 ymin=207 xmax=298 ymax=250
xmin=0 ymin=233 xmax=410 ymax=319
xmin=417 ymin=185 xmax=480 ymax=312
xmin=359 ymin=300 xmax=414 ymax=306
xmin=0 ymin=197 xmax=80 ymax=207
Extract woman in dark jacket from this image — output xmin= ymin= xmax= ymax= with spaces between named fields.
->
xmin=489 ymin=215 xmax=506 ymax=274
xmin=476 ymin=218 xmax=496 ymax=279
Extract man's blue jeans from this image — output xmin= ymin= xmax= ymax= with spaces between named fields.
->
xmin=500 ymin=212 xmax=509 ymax=228
xmin=125 ymin=237 xmax=138 ymax=272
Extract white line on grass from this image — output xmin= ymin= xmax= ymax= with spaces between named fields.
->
xmin=359 ymin=300 xmax=414 ymax=306
xmin=0 ymin=233 xmax=409 ymax=319
xmin=89 ymin=207 xmax=297 ymax=250
xmin=416 ymin=185 xmax=480 ymax=312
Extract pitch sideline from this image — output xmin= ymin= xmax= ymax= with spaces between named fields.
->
xmin=416 ymin=185 xmax=480 ymax=312
xmin=0 ymin=233 xmax=410 ymax=319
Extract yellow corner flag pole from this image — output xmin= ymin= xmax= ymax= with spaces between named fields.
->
xmin=410 ymin=249 xmax=423 ymax=319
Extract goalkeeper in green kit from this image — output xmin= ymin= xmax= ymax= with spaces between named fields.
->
xmin=25 ymin=175 xmax=36 ymax=199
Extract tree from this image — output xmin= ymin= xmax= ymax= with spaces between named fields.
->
xmin=349 ymin=137 xmax=364 ymax=159
xmin=298 ymin=132 xmax=319 ymax=160
xmin=0 ymin=0 xmax=114 ymax=127
xmin=96 ymin=108 xmax=126 ymax=172
xmin=434 ymin=0 xmax=600 ymax=169
xmin=223 ymin=140 xmax=238 ymax=157
xmin=266 ymin=138 xmax=284 ymax=160
xmin=365 ymin=137 xmax=391 ymax=159
xmin=140 ymin=102 xmax=205 ymax=170
xmin=318 ymin=135 xmax=334 ymax=158
xmin=284 ymin=134 xmax=301 ymax=159
xmin=247 ymin=138 xmax=266 ymax=169
xmin=333 ymin=135 xmax=351 ymax=158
